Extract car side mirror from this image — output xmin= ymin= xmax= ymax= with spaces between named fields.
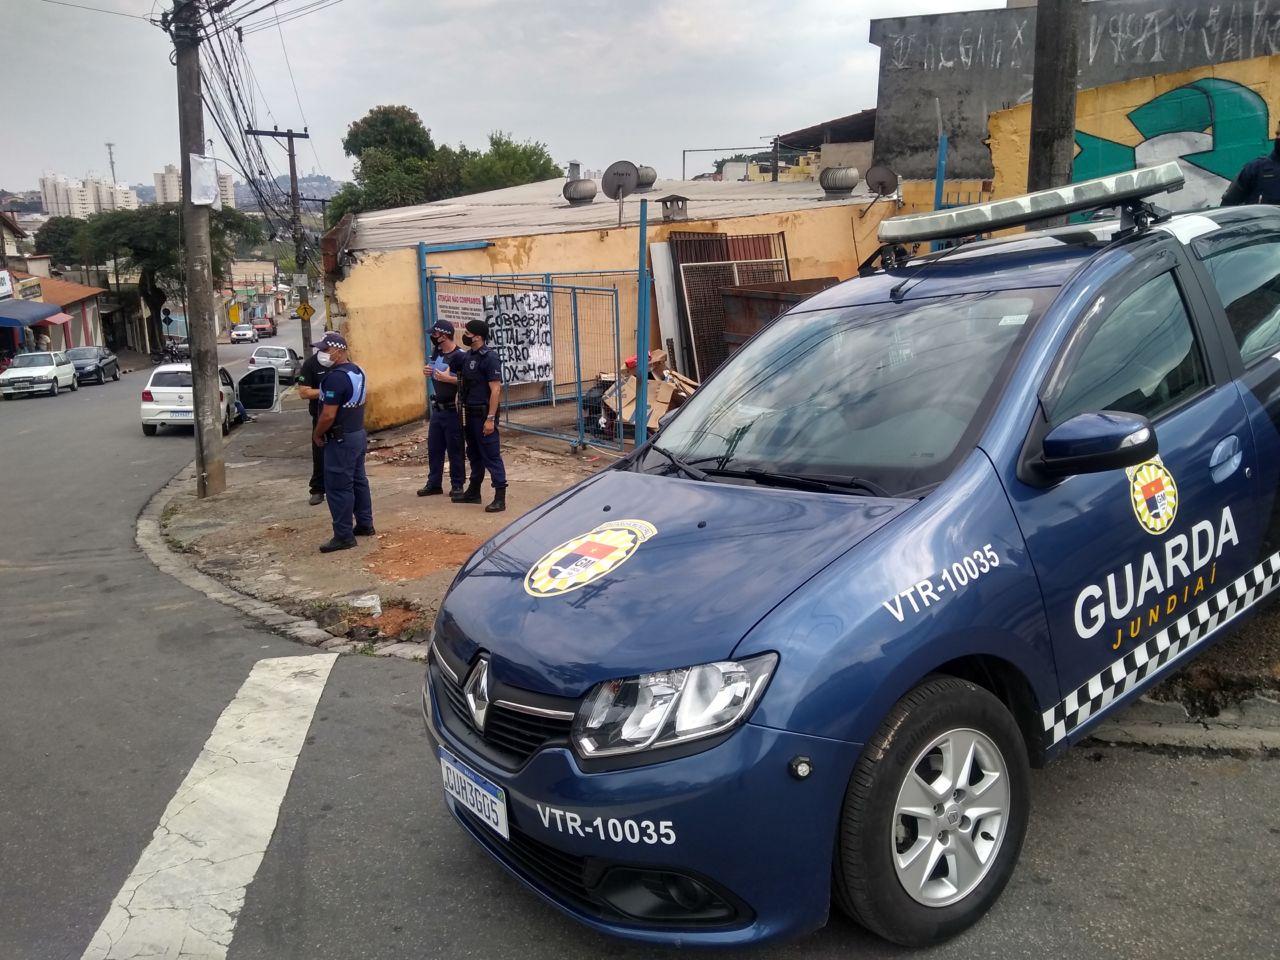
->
xmin=1039 ymin=411 xmax=1156 ymax=477
xmin=237 ymin=366 xmax=279 ymax=411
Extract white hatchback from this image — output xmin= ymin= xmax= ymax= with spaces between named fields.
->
xmin=140 ymin=363 xmax=237 ymax=436
xmin=0 ymin=351 xmax=78 ymax=399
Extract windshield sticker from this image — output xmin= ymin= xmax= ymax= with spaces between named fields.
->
xmin=998 ymin=314 xmax=1028 ymax=326
xmin=1127 ymin=457 xmax=1178 ymax=535
xmin=881 ymin=544 xmax=1001 ymax=623
xmin=524 ymin=519 xmax=657 ymax=598
xmin=1074 ymin=505 xmax=1238 ymax=649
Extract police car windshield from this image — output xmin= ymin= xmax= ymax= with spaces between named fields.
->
xmin=651 ymin=288 xmax=1055 ymax=497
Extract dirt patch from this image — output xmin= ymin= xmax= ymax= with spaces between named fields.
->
xmin=365 ymin=529 xmax=483 ymax=582
xmin=353 ymin=603 xmax=422 ymax=638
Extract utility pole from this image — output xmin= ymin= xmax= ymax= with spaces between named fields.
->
xmin=771 ymin=137 xmax=780 ymax=183
xmin=1027 ymin=0 xmax=1081 ymax=219
xmin=246 ymin=127 xmax=313 ymax=355
xmin=168 ymin=0 xmax=228 ymax=498
xmin=104 ymin=141 xmax=123 ymax=299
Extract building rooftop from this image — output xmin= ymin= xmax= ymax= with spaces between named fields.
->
xmin=8 ymin=270 xmax=106 ymax=307
xmin=350 ymin=176 xmax=876 ymax=252
xmin=777 ymin=108 xmax=877 ymax=150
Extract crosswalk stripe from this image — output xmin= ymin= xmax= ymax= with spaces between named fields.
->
xmin=80 ymin=653 xmax=337 ymax=960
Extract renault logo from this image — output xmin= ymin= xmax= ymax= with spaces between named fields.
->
xmin=463 ymin=657 xmax=491 ymax=730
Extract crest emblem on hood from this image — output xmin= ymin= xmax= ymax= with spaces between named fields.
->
xmin=524 ymin=519 xmax=657 ymax=598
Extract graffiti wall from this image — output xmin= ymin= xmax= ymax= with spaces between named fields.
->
xmin=988 ymin=55 xmax=1280 ymax=212
xmin=871 ymin=0 xmax=1280 ymax=180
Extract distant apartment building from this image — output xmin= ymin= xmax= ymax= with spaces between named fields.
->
xmin=39 ymin=173 xmax=138 ymax=218
xmin=153 ymin=164 xmax=236 ymax=208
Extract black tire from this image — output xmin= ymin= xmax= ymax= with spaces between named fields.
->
xmin=832 ymin=677 xmax=1029 ymax=947
xmin=98 ymin=368 xmax=106 ymax=385
xmin=222 ymin=410 xmax=231 ymax=436
xmin=49 ymin=380 xmax=58 ymax=397
xmin=142 ymin=423 xmax=158 ymax=436
xmin=70 ymin=377 xmax=78 ymax=392
xmin=112 ymin=365 xmax=120 ymax=382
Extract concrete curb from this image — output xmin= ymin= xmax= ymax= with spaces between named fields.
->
xmin=1089 ymin=692 xmax=1280 ymax=752
xmin=135 ymin=463 xmax=340 ymax=649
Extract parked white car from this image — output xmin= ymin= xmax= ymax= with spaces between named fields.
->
xmin=140 ymin=363 xmax=237 ymax=436
xmin=230 ymin=323 xmax=258 ymax=343
xmin=0 ymin=351 xmax=78 ymax=399
xmin=249 ymin=345 xmax=302 ymax=383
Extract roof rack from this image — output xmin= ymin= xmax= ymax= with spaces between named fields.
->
xmin=877 ymin=162 xmax=1185 ymax=246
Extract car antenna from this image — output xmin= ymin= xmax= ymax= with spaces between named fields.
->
xmin=888 ymin=237 xmax=978 ymax=301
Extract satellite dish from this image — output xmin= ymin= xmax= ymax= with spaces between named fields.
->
xmin=866 ymin=164 xmax=899 ymax=197
xmin=601 ymin=160 xmax=639 ymax=201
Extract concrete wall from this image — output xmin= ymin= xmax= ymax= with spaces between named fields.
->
xmin=989 ymin=54 xmax=1280 ymax=209
xmin=870 ymin=0 xmax=1280 ymax=179
xmin=819 ymin=142 xmax=874 ymax=177
xmin=335 ymin=203 xmax=893 ymax=430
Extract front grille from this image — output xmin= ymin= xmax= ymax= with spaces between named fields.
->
xmin=434 ymin=661 xmax=573 ymax=766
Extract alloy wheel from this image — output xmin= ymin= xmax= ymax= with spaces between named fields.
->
xmin=891 ymin=727 xmax=1010 ymax=908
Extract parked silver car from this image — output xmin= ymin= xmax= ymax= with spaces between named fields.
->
xmin=248 ymin=344 xmax=302 ymax=383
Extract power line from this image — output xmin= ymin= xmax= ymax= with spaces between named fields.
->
xmin=272 ymin=8 xmax=327 ymax=178
xmin=35 ymin=0 xmax=148 ymax=18
xmin=238 ymin=0 xmax=345 ymax=35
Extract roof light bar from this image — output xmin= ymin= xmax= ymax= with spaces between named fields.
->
xmin=877 ymin=162 xmax=1185 ymax=245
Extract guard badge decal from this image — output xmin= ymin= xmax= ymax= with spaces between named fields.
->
xmin=524 ymin=519 xmax=657 ymax=598
xmin=1127 ymin=456 xmax=1178 ymax=536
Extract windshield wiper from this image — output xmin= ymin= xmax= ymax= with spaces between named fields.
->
xmin=702 ymin=467 xmax=886 ymax=497
xmin=649 ymin=444 xmax=709 ymax=481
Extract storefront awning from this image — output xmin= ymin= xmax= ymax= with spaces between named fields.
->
xmin=38 ymin=312 xmax=74 ymax=326
xmin=0 ymin=298 xmax=62 ymax=328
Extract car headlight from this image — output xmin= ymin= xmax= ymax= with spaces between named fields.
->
xmin=573 ymin=653 xmax=777 ymax=758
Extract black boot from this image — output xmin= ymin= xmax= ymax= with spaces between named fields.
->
xmin=417 ymin=483 xmax=444 ymax=497
xmin=319 ymin=536 xmax=357 ymax=553
xmin=485 ymin=486 xmax=507 ymax=513
xmin=454 ymin=479 xmax=482 ymax=504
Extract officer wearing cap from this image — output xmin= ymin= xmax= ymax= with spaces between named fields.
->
xmin=311 ymin=332 xmax=375 ymax=552
xmin=454 ymin=317 xmax=507 ymax=512
xmin=1222 ymin=123 xmax=1280 ymax=205
xmin=418 ymin=321 xmax=467 ymax=498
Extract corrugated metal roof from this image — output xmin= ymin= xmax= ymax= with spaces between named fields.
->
xmin=351 ymin=177 xmax=876 ymax=252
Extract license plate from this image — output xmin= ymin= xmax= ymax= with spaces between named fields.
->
xmin=168 ymin=410 xmax=193 ymax=418
xmin=439 ymin=747 xmax=509 ymax=839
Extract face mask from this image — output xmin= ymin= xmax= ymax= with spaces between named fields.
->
xmin=461 ymin=333 xmax=475 ymax=347
xmin=317 ymin=351 xmax=335 ymax=367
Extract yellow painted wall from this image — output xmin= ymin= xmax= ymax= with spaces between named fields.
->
xmin=336 ymin=201 xmax=894 ymax=430
xmin=989 ymin=55 xmax=1280 ymax=200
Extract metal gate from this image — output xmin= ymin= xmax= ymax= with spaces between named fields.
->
xmin=423 ymin=270 xmax=644 ymax=450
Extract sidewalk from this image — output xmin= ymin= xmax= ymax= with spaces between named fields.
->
xmin=160 ymin=392 xmax=611 ymax=653
xmin=156 ymin=395 xmax=1280 ymax=738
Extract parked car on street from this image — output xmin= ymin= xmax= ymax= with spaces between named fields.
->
xmin=230 ymin=324 xmax=258 ymax=344
xmin=67 ymin=345 xmax=120 ymax=384
xmin=248 ymin=344 xmax=301 ymax=383
xmin=0 ymin=351 xmax=78 ymax=398
xmin=252 ymin=316 xmax=277 ymax=338
xmin=421 ymin=164 xmax=1280 ymax=948
xmin=140 ymin=363 xmax=237 ymax=436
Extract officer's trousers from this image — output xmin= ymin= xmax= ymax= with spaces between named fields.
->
xmin=463 ymin=406 xmax=506 ymax=488
xmin=309 ymin=413 xmax=325 ymax=495
xmin=427 ymin=405 xmax=465 ymax=490
xmin=323 ymin=428 xmax=373 ymax=540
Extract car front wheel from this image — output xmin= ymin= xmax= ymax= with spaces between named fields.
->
xmin=49 ymin=380 xmax=58 ymax=397
xmin=70 ymin=377 xmax=78 ymax=392
xmin=832 ymin=677 xmax=1029 ymax=947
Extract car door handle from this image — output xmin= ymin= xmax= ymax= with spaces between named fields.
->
xmin=1209 ymin=434 xmax=1242 ymax=483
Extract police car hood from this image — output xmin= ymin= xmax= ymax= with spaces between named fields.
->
xmin=438 ymin=470 xmax=912 ymax=698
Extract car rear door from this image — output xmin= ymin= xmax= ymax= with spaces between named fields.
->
xmin=1002 ymin=243 xmax=1260 ymax=747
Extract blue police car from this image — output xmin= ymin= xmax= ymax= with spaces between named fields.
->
xmin=422 ymin=162 xmax=1280 ymax=946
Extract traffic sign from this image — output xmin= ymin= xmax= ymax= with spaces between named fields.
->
xmin=296 ymin=301 xmax=315 ymax=322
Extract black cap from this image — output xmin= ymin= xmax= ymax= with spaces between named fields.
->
xmin=430 ymin=321 xmax=455 ymax=339
xmin=312 ymin=331 xmax=347 ymax=350
xmin=465 ymin=318 xmax=489 ymax=338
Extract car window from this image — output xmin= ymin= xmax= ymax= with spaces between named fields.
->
xmin=150 ymin=371 xmax=193 ymax=388
xmin=67 ymin=347 xmax=97 ymax=359
xmin=1048 ymin=272 xmax=1207 ymax=426
xmin=220 ymin=370 xmax=233 ymax=386
xmin=1200 ymin=237 xmax=1280 ymax=366
xmin=11 ymin=353 xmax=53 ymax=367
xmin=257 ymin=348 xmax=287 ymax=358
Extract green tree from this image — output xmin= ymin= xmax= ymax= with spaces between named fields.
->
xmin=341 ymin=105 xmax=435 ymax=161
xmin=34 ymin=216 xmax=89 ymax=267
xmin=82 ymin=205 xmax=262 ymax=346
xmin=462 ymin=132 xmax=563 ymax=194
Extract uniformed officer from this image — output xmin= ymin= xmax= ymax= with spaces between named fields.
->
xmin=311 ymin=332 xmax=375 ymax=552
xmin=454 ymin=318 xmax=507 ymax=512
xmin=1221 ymin=126 xmax=1280 ymax=205
xmin=418 ymin=320 xmax=466 ymax=498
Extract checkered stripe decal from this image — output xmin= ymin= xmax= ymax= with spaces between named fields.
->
xmin=1042 ymin=552 xmax=1280 ymax=745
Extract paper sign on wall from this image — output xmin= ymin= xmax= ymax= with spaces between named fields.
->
xmin=435 ymin=291 xmax=484 ymax=334
xmin=484 ymin=291 xmax=553 ymax=384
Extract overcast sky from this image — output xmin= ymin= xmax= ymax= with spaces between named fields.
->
xmin=5 ymin=0 xmax=997 ymax=190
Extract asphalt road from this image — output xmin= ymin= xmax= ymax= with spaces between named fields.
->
xmin=0 ymin=314 xmax=1277 ymax=959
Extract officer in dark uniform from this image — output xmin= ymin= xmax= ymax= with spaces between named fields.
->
xmin=418 ymin=320 xmax=466 ymax=498
xmin=454 ymin=318 xmax=507 ymax=512
xmin=297 ymin=348 xmax=328 ymax=505
xmin=1221 ymin=128 xmax=1280 ymax=205
xmin=311 ymin=332 xmax=375 ymax=552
